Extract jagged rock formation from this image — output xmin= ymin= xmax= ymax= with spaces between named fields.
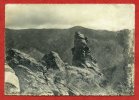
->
xmin=13 ymin=65 xmax=54 ymax=95
xmin=5 ymin=49 xmax=105 ymax=95
xmin=41 ymin=51 xmax=65 ymax=71
xmin=6 ymin=49 xmax=44 ymax=72
xmin=5 ymin=49 xmax=54 ymax=95
xmin=71 ymin=32 xmax=101 ymax=76
xmin=71 ymin=31 xmax=97 ymax=67
xmin=5 ymin=49 xmax=80 ymax=95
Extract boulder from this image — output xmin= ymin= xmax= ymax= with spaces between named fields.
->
xmin=42 ymin=51 xmax=65 ymax=71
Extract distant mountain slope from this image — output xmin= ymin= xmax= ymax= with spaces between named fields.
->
xmin=5 ymin=26 xmax=125 ymax=63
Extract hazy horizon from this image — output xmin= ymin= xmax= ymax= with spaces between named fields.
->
xmin=6 ymin=4 xmax=135 ymax=31
xmin=6 ymin=26 xmax=135 ymax=31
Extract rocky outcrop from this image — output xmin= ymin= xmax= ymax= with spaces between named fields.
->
xmin=5 ymin=48 xmax=106 ymax=95
xmin=5 ymin=49 xmax=72 ymax=95
xmin=5 ymin=49 xmax=54 ymax=95
xmin=6 ymin=49 xmax=44 ymax=73
xmin=71 ymin=32 xmax=101 ymax=75
xmin=71 ymin=32 xmax=97 ymax=67
xmin=13 ymin=65 xmax=53 ymax=95
xmin=42 ymin=51 xmax=65 ymax=71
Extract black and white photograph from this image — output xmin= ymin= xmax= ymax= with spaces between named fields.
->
xmin=5 ymin=4 xmax=135 ymax=96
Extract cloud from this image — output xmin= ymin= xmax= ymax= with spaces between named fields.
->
xmin=6 ymin=4 xmax=135 ymax=30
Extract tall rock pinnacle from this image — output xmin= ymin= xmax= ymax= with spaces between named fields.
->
xmin=71 ymin=31 xmax=97 ymax=68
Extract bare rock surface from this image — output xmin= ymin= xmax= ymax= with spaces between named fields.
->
xmin=42 ymin=51 xmax=65 ymax=71
xmin=5 ymin=63 xmax=20 ymax=95
xmin=5 ymin=48 xmax=104 ymax=95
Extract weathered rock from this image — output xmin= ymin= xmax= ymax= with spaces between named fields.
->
xmin=14 ymin=65 xmax=54 ymax=95
xmin=5 ymin=63 xmax=20 ymax=95
xmin=42 ymin=51 xmax=65 ymax=71
xmin=5 ymin=49 xmax=54 ymax=95
xmin=5 ymin=48 xmax=106 ymax=95
xmin=71 ymin=32 xmax=99 ymax=69
xmin=6 ymin=49 xmax=44 ymax=73
xmin=64 ymin=66 xmax=104 ymax=95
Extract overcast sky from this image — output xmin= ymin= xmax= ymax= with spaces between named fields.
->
xmin=6 ymin=4 xmax=135 ymax=30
